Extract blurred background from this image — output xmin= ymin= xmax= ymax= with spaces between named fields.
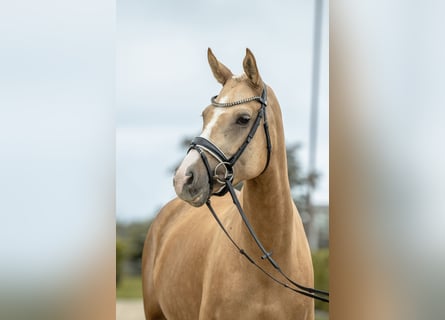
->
xmin=0 ymin=0 xmax=115 ymax=319
xmin=116 ymin=0 xmax=329 ymax=319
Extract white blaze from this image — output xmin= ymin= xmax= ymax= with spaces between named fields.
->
xmin=200 ymin=107 xmax=227 ymax=139
xmin=174 ymin=149 xmax=201 ymax=195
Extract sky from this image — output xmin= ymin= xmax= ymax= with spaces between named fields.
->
xmin=116 ymin=0 xmax=329 ymax=222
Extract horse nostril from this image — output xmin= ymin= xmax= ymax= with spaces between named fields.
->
xmin=185 ymin=169 xmax=194 ymax=185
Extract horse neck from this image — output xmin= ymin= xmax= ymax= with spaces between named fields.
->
xmin=240 ymin=98 xmax=296 ymax=260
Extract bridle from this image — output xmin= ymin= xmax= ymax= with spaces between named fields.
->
xmin=187 ymin=85 xmax=329 ymax=303
xmin=188 ymin=85 xmax=271 ymax=197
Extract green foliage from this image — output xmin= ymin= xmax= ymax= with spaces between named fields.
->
xmin=116 ymin=275 xmax=143 ymax=299
xmin=312 ymin=249 xmax=329 ymax=312
xmin=116 ymin=238 xmax=125 ymax=285
xmin=117 ymin=219 xmax=153 ymax=278
xmin=315 ymin=313 xmax=329 ymax=320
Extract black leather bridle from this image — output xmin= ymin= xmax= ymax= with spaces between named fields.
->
xmin=188 ymin=85 xmax=271 ymax=197
xmin=187 ymin=85 xmax=329 ymax=303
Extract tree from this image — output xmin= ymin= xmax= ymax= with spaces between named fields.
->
xmin=286 ymin=143 xmax=320 ymax=213
xmin=116 ymin=238 xmax=125 ymax=285
xmin=116 ymin=219 xmax=152 ymax=279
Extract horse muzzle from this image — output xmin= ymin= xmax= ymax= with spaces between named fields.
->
xmin=173 ymin=150 xmax=211 ymax=207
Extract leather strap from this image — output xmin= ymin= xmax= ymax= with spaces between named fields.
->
xmin=189 ymin=85 xmax=271 ymax=197
xmin=206 ymin=182 xmax=330 ymax=303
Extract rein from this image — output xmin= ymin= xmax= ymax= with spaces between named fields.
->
xmin=188 ymin=85 xmax=329 ymax=303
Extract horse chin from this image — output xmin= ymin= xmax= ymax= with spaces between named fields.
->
xmin=186 ymin=189 xmax=210 ymax=207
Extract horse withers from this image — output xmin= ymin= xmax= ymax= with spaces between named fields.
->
xmin=142 ymin=49 xmax=315 ymax=319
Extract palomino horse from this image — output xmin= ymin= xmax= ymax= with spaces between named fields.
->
xmin=142 ymin=49 xmax=315 ymax=319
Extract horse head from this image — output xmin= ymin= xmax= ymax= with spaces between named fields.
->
xmin=173 ymin=48 xmax=273 ymax=207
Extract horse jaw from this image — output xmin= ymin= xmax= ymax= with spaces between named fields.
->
xmin=173 ymin=149 xmax=210 ymax=207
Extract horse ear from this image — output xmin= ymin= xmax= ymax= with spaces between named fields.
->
xmin=207 ymin=48 xmax=233 ymax=85
xmin=243 ymin=48 xmax=262 ymax=87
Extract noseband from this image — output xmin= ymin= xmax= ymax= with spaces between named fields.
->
xmin=188 ymin=85 xmax=271 ymax=197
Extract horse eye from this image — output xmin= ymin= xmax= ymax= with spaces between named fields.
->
xmin=236 ymin=115 xmax=251 ymax=125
